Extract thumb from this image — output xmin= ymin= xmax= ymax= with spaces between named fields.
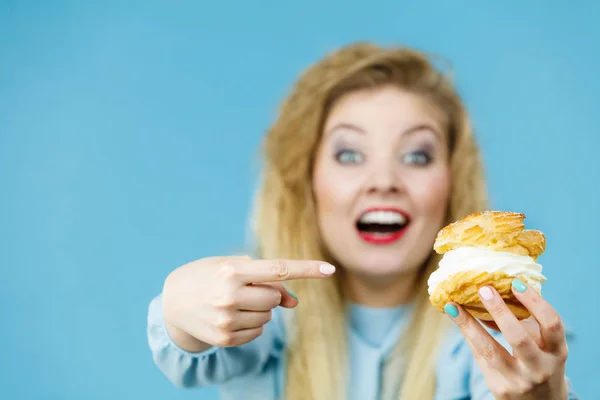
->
xmin=270 ymin=282 xmax=299 ymax=308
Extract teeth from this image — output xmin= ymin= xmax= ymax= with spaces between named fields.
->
xmin=359 ymin=211 xmax=407 ymax=225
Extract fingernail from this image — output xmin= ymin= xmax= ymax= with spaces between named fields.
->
xmin=287 ymin=290 xmax=298 ymax=301
xmin=512 ymin=279 xmax=527 ymax=293
xmin=444 ymin=304 xmax=459 ymax=318
xmin=479 ymin=286 xmax=494 ymax=301
xmin=319 ymin=264 xmax=336 ymax=275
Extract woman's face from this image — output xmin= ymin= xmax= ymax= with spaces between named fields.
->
xmin=312 ymin=85 xmax=451 ymax=282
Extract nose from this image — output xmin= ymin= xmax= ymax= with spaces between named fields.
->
xmin=366 ymin=156 xmax=404 ymax=195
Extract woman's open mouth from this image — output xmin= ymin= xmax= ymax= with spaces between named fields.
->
xmin=355 ymin=208 xmax=410 ymax=245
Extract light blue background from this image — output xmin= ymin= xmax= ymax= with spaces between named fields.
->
xmin=1 ymin=1 xmax=598 ymax=399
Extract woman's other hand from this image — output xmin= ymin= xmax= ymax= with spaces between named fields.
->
xmin=444 ymin=279 xmax=569 ymax=400
xmin=162 ymin=256 xmax=336 ymax=352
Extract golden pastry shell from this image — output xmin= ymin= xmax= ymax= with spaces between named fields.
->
xmin=429 ymin=211 xmax=546 ymax=320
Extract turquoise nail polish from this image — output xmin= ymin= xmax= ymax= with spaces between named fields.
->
xmin=444 ymin=304 xmax=459 ymax=318
xmin=287 ymin=290 xmax=299 ymax=301
xmin=512 ymin=279 xmax=527 ymax=293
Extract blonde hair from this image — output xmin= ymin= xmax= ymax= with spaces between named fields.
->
xmin=252 ymin=42 xmax=488 ymax=400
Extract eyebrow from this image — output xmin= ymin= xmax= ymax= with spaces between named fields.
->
xmin=325 ymin=122 xmax=442 ymax=138
xmin=325 ymin=123 xmax=365 ymax=136
xmin=403 ymin=123 xmax=442 ymax=139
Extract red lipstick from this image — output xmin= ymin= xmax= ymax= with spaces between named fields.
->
xmin=356 ymin=207 xmax=410 ymax=245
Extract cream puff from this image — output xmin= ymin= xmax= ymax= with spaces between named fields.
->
xmin=427 ymin=211 xmax=547 ymax=321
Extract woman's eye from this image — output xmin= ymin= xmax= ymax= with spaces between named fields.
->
xmin=335 ymin=150 xmax=364 ymax=164
xmin=401 ymin=150 xmax=432 ymax=166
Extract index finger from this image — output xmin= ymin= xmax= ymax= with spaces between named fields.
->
xmin=444 ymin=302 xmax=514 ymax=372
xmin=236 ymin=259 xmax=336 ymax=283
xmin=477 ymin=286 xmax=541 ymax=366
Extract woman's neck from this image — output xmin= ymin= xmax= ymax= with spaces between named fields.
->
xmin=341 ymin=269 xmax=420 ymax=307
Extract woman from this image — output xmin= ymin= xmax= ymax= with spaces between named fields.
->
xmin=147 ymin=42 xmax=579 ymax=399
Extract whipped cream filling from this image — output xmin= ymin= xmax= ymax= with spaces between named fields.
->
xmin=427 ymin=247 xmax=547 ymax=296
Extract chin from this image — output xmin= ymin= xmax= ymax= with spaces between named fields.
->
xmin=346 ymin=256 xmax=418 ymax=280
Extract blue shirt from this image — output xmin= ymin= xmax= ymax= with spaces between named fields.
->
xmin=147 ymin=294 xmax=579 ymax=399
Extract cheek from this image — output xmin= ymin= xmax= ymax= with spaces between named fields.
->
xmin=313 ymin=162 xmax=360 ymax=215
xmin=410 ymin=169 xmax=451 ymax=215
xmin=313 ymin=174 xmax=349 ymax=216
